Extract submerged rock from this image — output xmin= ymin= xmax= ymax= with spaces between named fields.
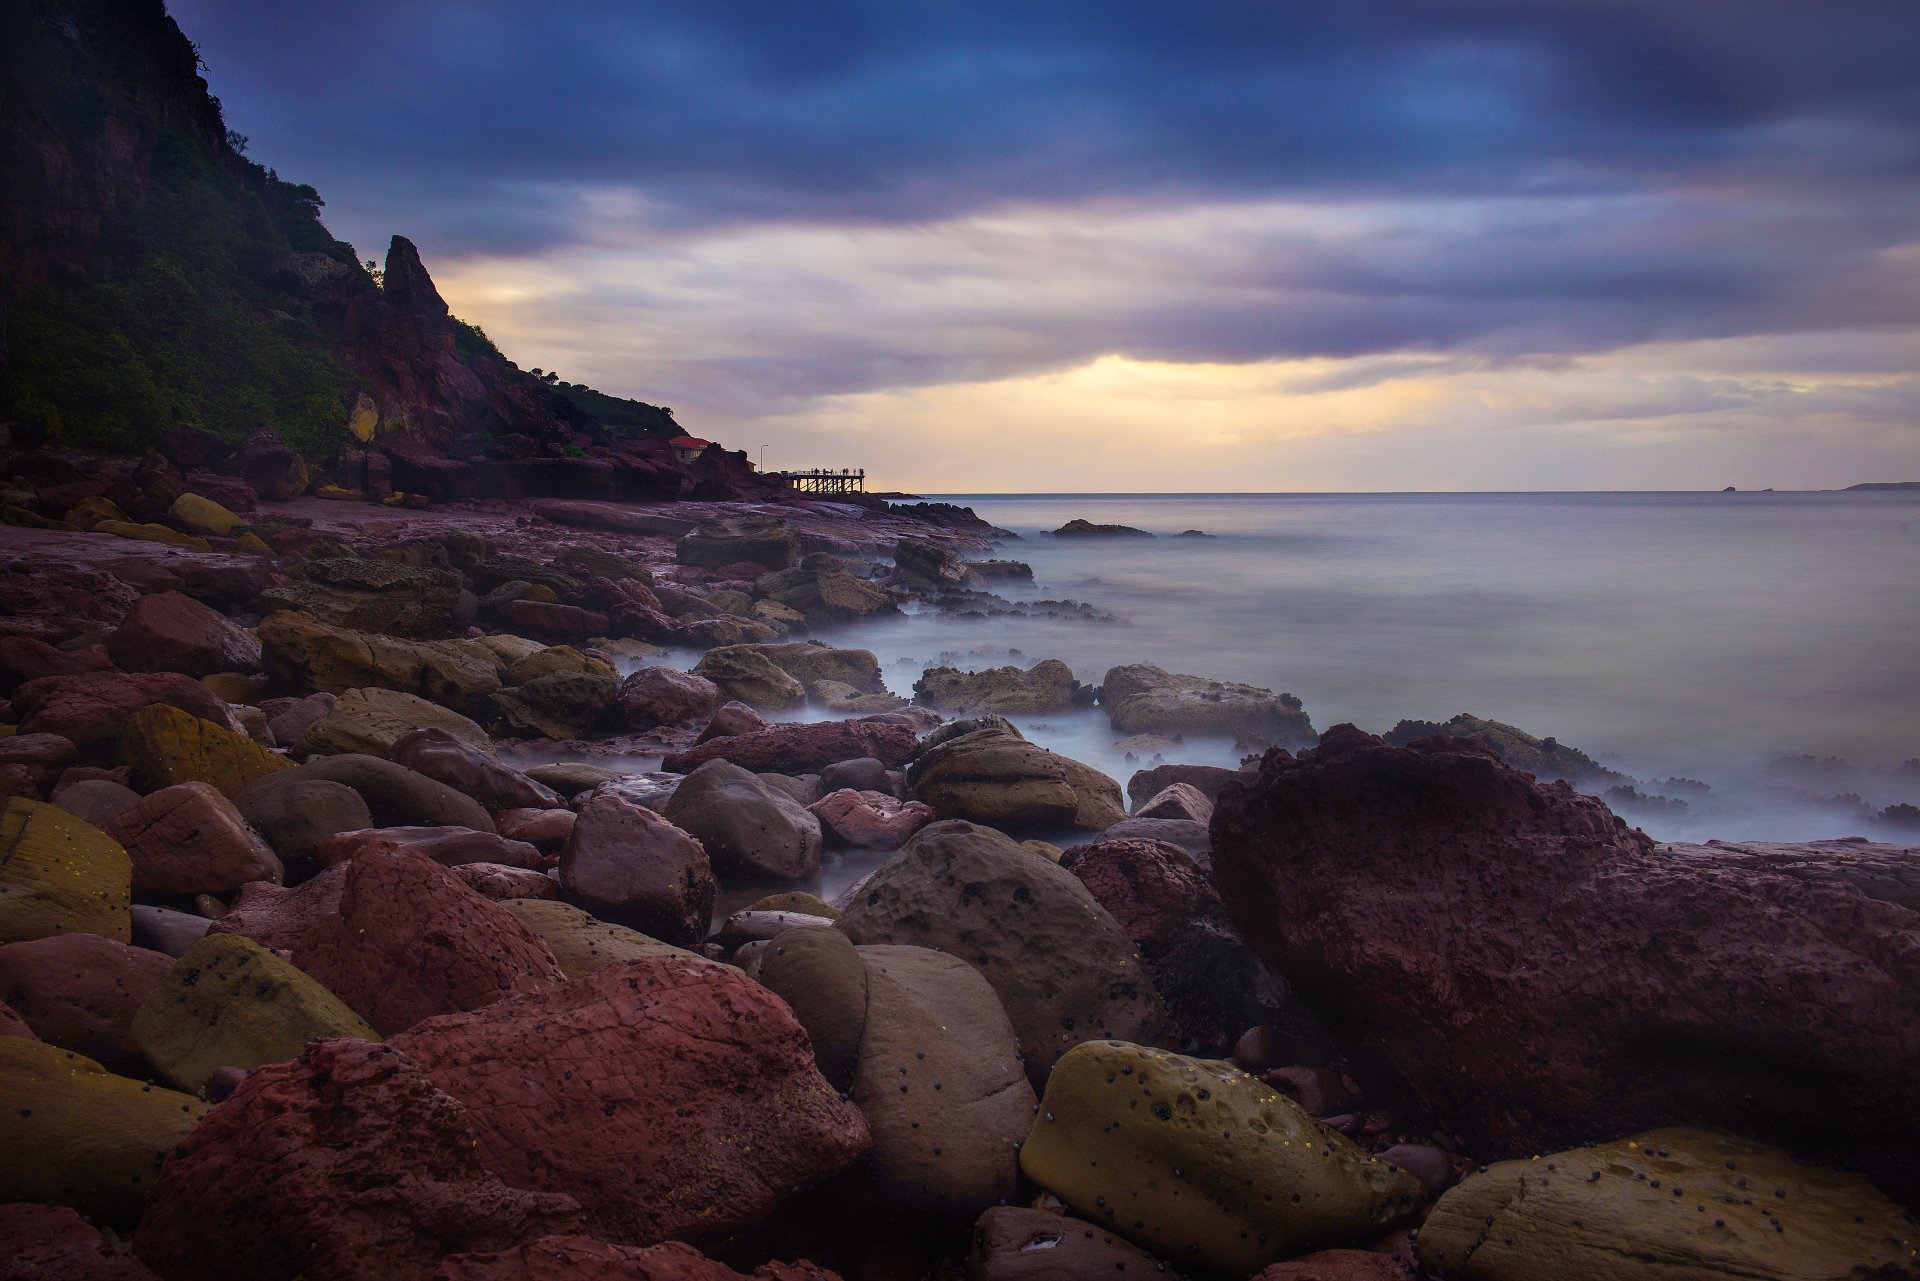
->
xmin=913 ymin=659 xmax=1079 ymax=715
xmin=1052 ymin=519 xmax=1153 ymax=538
xmin=1101 ymin=664 xmax=1314 ymax=745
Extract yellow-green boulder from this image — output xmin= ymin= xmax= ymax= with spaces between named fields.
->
xmin=235 ymin=531 xmax=273 ymax=556
xmin=92 ymin=520 xmax=212 ymax=551
xmin=348 ymin=392 xmax=379 ymax=442
xmin=130 ymin=933 xmax=377 ymax=1093
xmin=1020 ymin=1041 xmax=1424 ymax=1272
xmin=0 ymin=798 xmax=132 ymax=945
xmin=498 ymin=899 xmax=697 ymax=978
xmin=64 ymin=497 xmax=130 ymax=530
xmin=0 ymin=1037 xmax=206 ymax=1224
xmin=168 ymin=492 xmax=243 ymax=536
xmin=119 ymin=703 xmax=293 ymax=798
xmin=1416 ymin=1127 xmax=1920 ymax=1281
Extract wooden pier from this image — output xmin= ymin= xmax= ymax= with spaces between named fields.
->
xmin=774 ymin=468 xmax=866 ymax=496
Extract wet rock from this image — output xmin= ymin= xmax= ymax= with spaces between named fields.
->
xmin=130 ymin=932 xmax=377 ymax=1092
xmin=697 ymin=700 xmax=775 ymax=743
xmin=102 ymin=781 xmax=283 ymax=895
xmin=496 ymin=806 xmax=576 ymax=851
xmin=0 ymin=1201 xmax=163 ymax=1281
xmin=118 ymin=703 xmax=292 ymax=798
xmin=837 ymin=821 xmax=1162 ymax=1088
xmin=1133 ymin=781 xmax=1213 ymax=823
xmin=966 ymin=1207 xmax=1164 ymax=1281
xmin=1383 ymin=711 xmax=1628 ymax=788
xmin=230 ymin=775 xmax=371 ymax=878
xmin=663 ymin=760 xmax=823 ymax=883
xmin=134 ymin=1038 xmax=582 ymax=1281
xmin=676 ymin=520 xmax=802 ymax=572
xmin=498 ymin=899 xmax=697 ymax=977
xmin=692 ymin=649 xmax=807 ymax=712
xmin=258 ymin=611 xmax=501 ymax=717
xmin=820 ymin=756 xmax=894 ymax=795
xmin=0 ymin=932 xmax=171 ymax=1072
xmin=1021 ymin=1042 xmax=1424 ymax=1272
xmin=560 ymin=791 xmax=715 ymax=948
xmin=492 ymin=670 xmax=619 ymax=740
xmin=316 ymin=826 xmax=546 ymax=872
xmin=725 ymin=642 xmax=891 ymax=696
xmin=523 ymin=762 xmax=632 ymax=799
xmin=912 ymin=660 xmax=1078 ymax=715
xmin=266 ymin=753 xmax=495 ymax=831
xmin=1416 ymin=1127 xmax=1919 ymax=1280
xmin=1063 ymin=837 xmax=1268 ymax=1052
xmin=14 ymin=670 xmax=239 ymax=751
xmin=393 ymin=727 xmax=564 ymax=812
xmin=1210 ymin=726 xmax=1920 ymax=1200
xmin=0 ymin=798 xmax=132 ymax=945
xmin=754 ymin=567 xmax=897 ymax=626
xmin=104 ymin=590 xmax=260 ymax=678
xmin=452 ymin=863 xmax=558 ymax=901
xmin=907 ymin=724 xmax=1127 ymax=832
xmin=617 ymin=666 xmax=722 ymax=731
xmin=809 ymin=681 xmax=907 ymax=714
xmin=1052 ymin=519 xmax=1153 ymax=538
xmin=890 ymin=537 xmax=984 ymax=592
xmin=808 ymin=790 xmax=936 ymax=850
xmin=662 ymin=718 xmax=919 ymax=775
xmin=1101 ymin=664 xmax=1314 ymax=745
xmin=0 ymin=1037 xmax=206 ymax=1225
xmin=211 ymin=848 xmax=563 ymax=1035
xmin=128 ymin=904 xmax=213 ymax=957
xmin=433 ymin=1236 xmax=843 ymax=1281
xmin=389 ymin=956 xmax=871 ymax=1245
xmin=293 ymin=686 xmax=491 ymax=759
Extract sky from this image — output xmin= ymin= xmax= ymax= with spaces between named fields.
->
xmin=172 ymin=0 xmax=1920 ymax=491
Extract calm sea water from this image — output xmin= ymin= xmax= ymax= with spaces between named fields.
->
xmin=801 ymin=491 xmax=1920 ymax=844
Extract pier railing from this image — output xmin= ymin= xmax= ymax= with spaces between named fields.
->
xmin=773 ymin=468 xmax=865 ymax=495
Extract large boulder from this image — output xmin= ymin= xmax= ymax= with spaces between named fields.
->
xmin=388 ymin=957 xmax=871 ymax=1245
xmin=559 ymin=791 xmax=714 ymax=948
xmin=211 ymin=849 xmax=563 ymax=1035
xmin=230 ymin=776 xmax=372 ymax=878
xmin=315 ymin=826 xmax=545 ymax=873
xmin=256 ymin=753 xmax=495 ymax=832
xmin=913 ymin=661 xmax=1078 ymax=715
xmin=1384 ymin=711 xmax=1628 ymax=788
xmin=726 ymin=642 xmax=890 ymax=695
xmin=808 ymin=790 xmax=935 ymax=850
xmin=1125 ymin=762 xmax=1239 ymax=809
xmin=1020 ymin=1042 xmax=1424 ymax=1273
xmin=393 ymin=727 xmax=562 ymax=813
xmin=13 ymin=670 xmax=238 ymax=751
xmin=663 ymin=760 xmax=823 ymax=883
xmin=253 ymin=562 xmax=474 ymax=639
xmin=754 ymin=567 xmax=896 ymax=626
xmin=102 ymin=781 xmax=282 ymax=896
xmin=836 ymin=821 xmax=1162 ymax=1088
xmin=1100 ymin=664 xmax=1315 ymax=745
xmin=134 ymin=1038 xmax=583 ymax=1281
xmin=491 ymin=670 xmax=618 ymax=740
xmin=129 ymin=932 xmax=377 ymax=1092
xmin=118 ymin=703 xmax=292 ymax=798
xmin=105 ymin=591 xmax=260 ymax=677
xmin=890 ymin=537 xmax=983 ymax=592
xmin=258 ymin=611 xmax=502 ymax=716
xmin=1416 ymin=1128 xmax=1919 ymax=1280
xmin=616 ymin=666 xmax=721 ymax=731
xmin=0 ymin=1037 xmax=206 ymax=1225
xmin=293 ymin=686 xmax=491 ymax=759
xmin=0 ymin=932 xmax=171 ymax=1072
xmin=662 ymin=718 xmax=919 ymax=775
xmin=1064 ymin=837 xmax=1270 ymax=1052
xmin=498 ymin=899 xmax=696 ymax=978
xmin=691 ymin=649 xmax=807 ymax=712
xmin=0 ymin=798 xmax=132 ymax=945
xmin=907 ymin=725 xmax=1126 ymax=832
xmin=676 ymin=520 xmax=801 ymax=572
xmin=1210 ymin=726 xmax=1920 ymax=1203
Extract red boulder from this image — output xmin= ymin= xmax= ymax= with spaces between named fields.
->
xmin=393 ymin=727 xmax=564 ymax=813
xmin=662 ymin=719 xmax=918 ymax=775
xmin=806 ymin=790 xmax=935 ymax=850
xmin=0 ymin=932 xmax=173 ymax=1073
xmin=451 ymin=863 xmax=558 ymax=901
xmin=558 ymin=792 xmax=714 ymax=947
xmin=13 ymin=670 xmax=239 ymax=750
xmin=105 ymin=590 xmax=261 ymax=678
xmin=0 ymin=1202 xmax=161 ymax=1281
xmin=316 ymin=826 xmax=547 ymax=872
xmin=103 ymin=781 xmax=283 ymax=895
xmin=616 ymin=667 xmax=721 ymax=732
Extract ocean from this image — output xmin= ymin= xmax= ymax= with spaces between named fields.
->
xmin=804 ymin=490 xmax=1920 ymax=844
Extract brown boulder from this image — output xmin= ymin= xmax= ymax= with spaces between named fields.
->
xmin=389 ymin=957 xmax=871 ymax=1245
xmin=501 ymin=599 xmax=609 ymax=642
xmin=135 ymin=1038 xmax=583 ymax=1281
xmin=13 ymin=671 xmax=238 ymax=751
xmin=661 ymin=760 xmax=823 ymax=883
xmin=1211 ymin=725 xmax=1920 ymax=1203
xmin=616 ymin=666 xmax=721 ymax=731
xmin=0 ymin=932 xmax=172 ymax=1073
xmin=1132 ymin=781 xmax=1213 ymax=823
xmin=1125 ymin=762 xmax=1239 ymax=808
xmin=662 ymin=718 xmax=919 ymax=775
xmin=105 ymin=591 xmax=260 ymax=678
xmin=270 ymin=753 xmax=495 ymax=831
xmin=102 ymin=781 xmax=283 ymax=896
xmin=559 ymin=792 xmax=714 ymax=948
xmin=230 ymin=775 xmax=372 ymax=879
xmin=211 ymin=849 xmax=563 ymax=1035
xmin=392 ymin=727 xmax=564 ymax=812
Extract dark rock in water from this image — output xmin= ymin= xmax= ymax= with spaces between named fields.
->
xmin=967 ymin=559 xmax=1033 ymax=581
xmin=1382 ymin=711 xmax=1628 ymax=787
xmin=1210 ymin=724 xmax=1920 ymax=1205
xmin=135 ymin=1039 xmax=583 ymax=1281
xmin=1173 ymin=529 xmax=1215 ymax=538
xmin=913 ymin=659 xmax=1079 ymax=715
xmin=1052 ymin=518 xmax=1154 ymax=538
xmin=1102 ymin=664 xmax=1314 ymax=745
xmin=1126 ymin=762 xmax=1240 ymax=808
xmin=663 ymin=759 xmax=824 ymax=882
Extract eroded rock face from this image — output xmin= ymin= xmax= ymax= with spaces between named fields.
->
xmin=1210 ymin=726 xmax=1920 ymax=1202
xmin=1020 ymin=1042 xmax=1424 ymax=1273
xmin=662 ymin=718 xmax=919 ymax=775
xmin=211 ymin=849 xmax=563 ymax=1035
xmin=837 ymin=822 xmax=1162 ymax=1088
xmin=560 ymin=791 xmax=714 ymax=948
xmin=389 ymin=957 xmax=871 ymax=1246
xmin=1416 ymin=1128 xmax=1919 ymax=1281
xmin=135 ymin=1038 xmax=583 ymax=1281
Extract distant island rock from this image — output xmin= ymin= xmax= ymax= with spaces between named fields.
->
xmin=1844 ymin=481 xmax=1920 ymax=491
xmin=1174 ymin=529 xmax=1215 ymax=538
xmin=1053 ymin=519 xmax=1155 ymax=538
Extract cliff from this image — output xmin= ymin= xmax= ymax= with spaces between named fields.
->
xmin=0 ymin=0 xmax=776 ymax=503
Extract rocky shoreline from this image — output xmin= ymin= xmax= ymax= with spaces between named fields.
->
xmin=2 ymin=461 xmax=1918 ymax=1281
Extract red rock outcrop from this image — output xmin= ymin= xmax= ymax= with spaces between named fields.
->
xmin=1210 ymin=725 xmax=1920 ymax=1203
xmin=211 ymin=849 xmax=563 ymax=1035
xmin=135 ymin=1038 xmax=584 ymax=1281
xmin=389 ymin=957 xmax=870 ymax=1246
